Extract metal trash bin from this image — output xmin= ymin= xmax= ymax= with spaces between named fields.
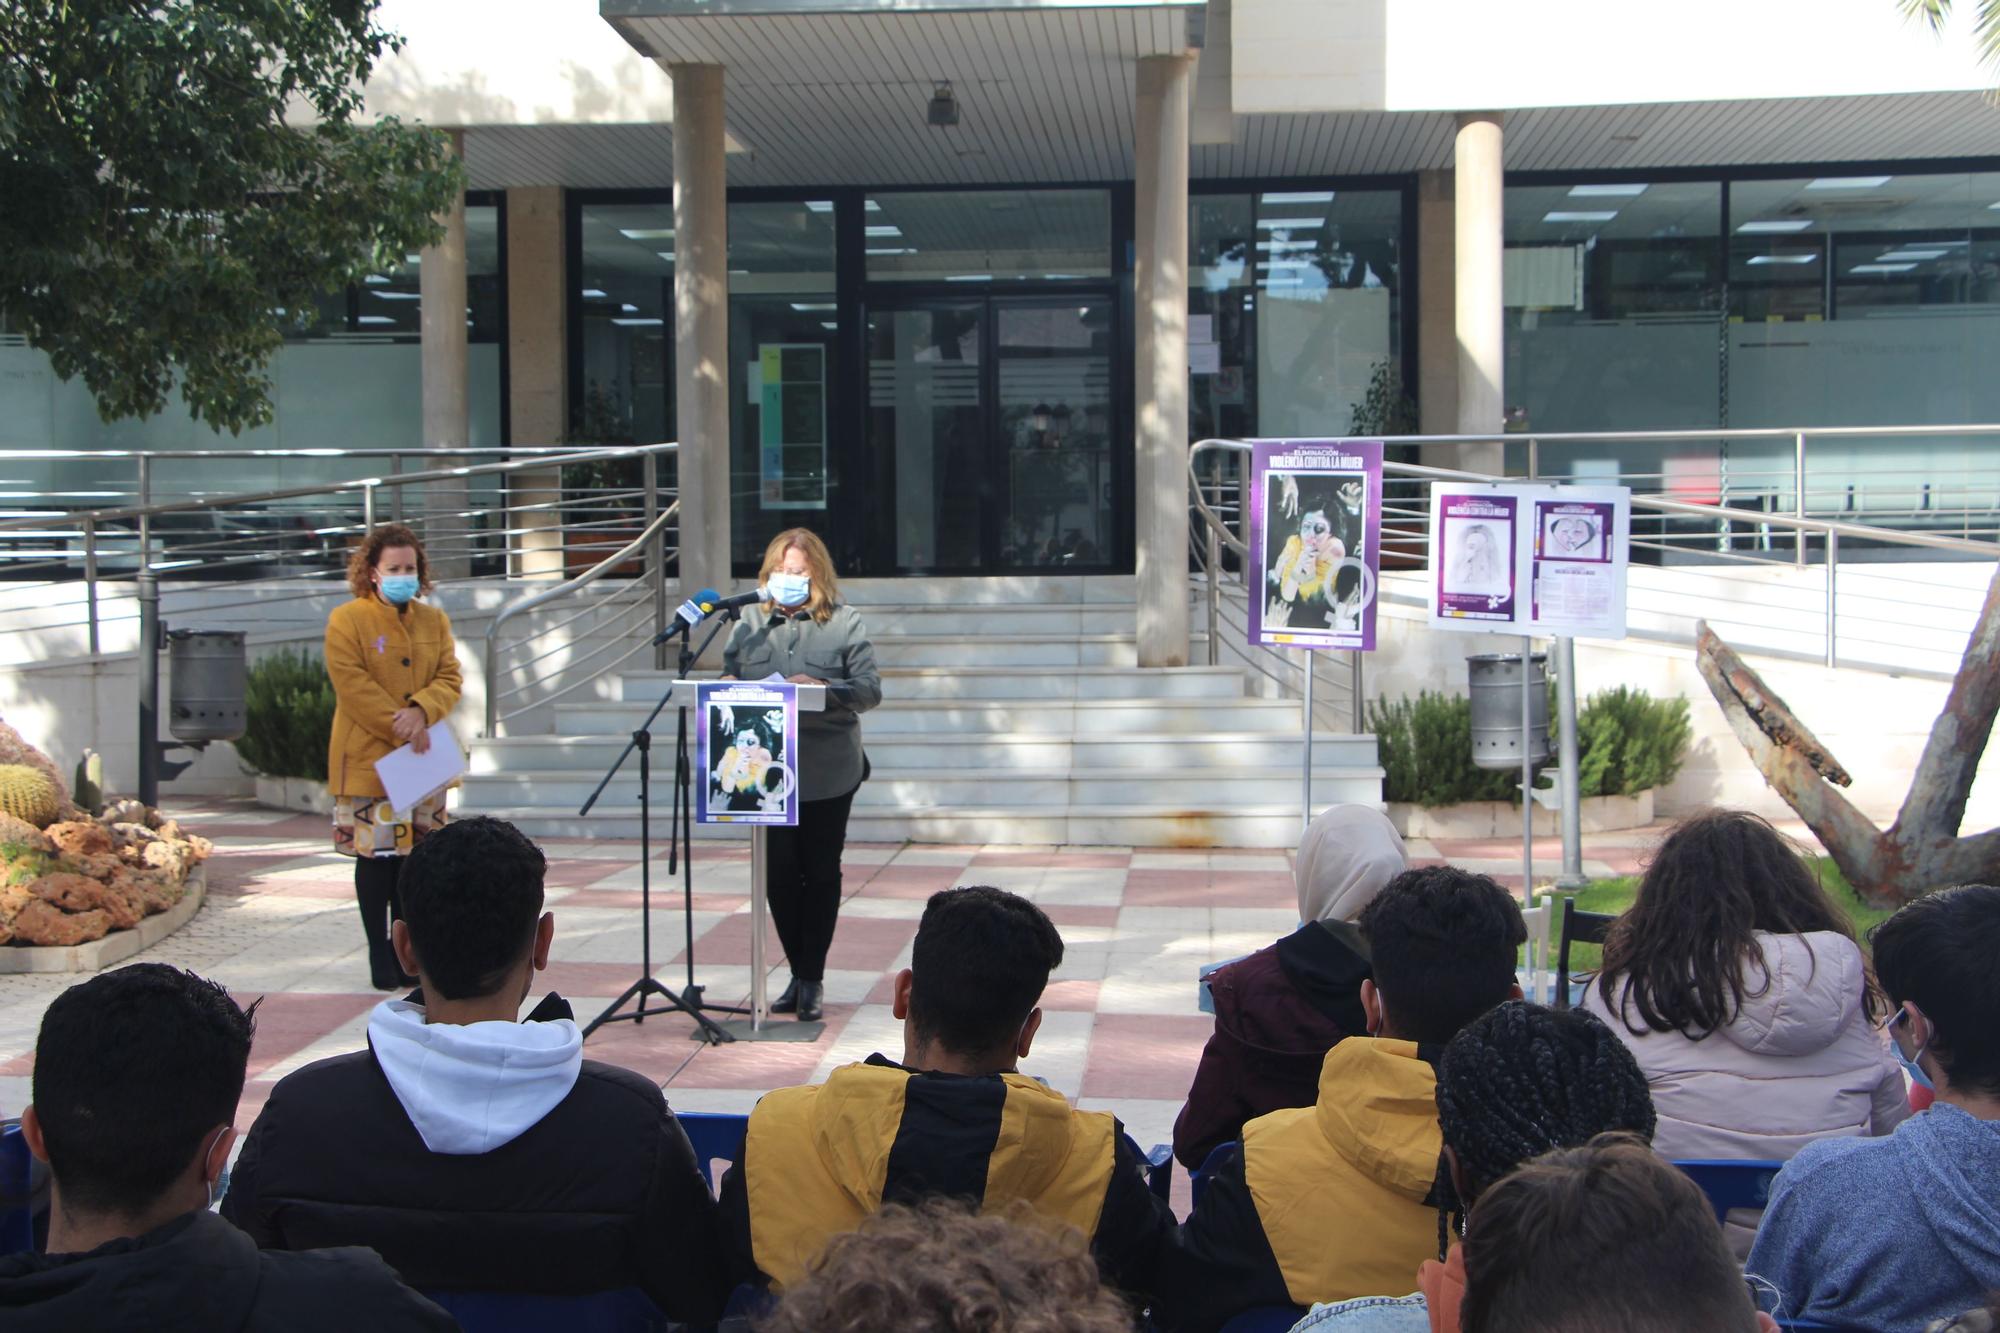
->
xmin=167 ymin=629 xmax=246 ymax=743
xmin=1467 ymin=652 xmax=1549 ymax=771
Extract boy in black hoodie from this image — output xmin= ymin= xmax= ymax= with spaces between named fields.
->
xmin=0 ymin=963 xmax=452 ymax=1332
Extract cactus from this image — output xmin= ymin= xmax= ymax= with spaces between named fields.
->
xmin=74 ymin=750 xmax=103 ymax=812
xmin=0 ymin=764 xmax=60 ymax=829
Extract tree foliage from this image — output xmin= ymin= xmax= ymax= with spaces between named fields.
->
xmin=1900 ymin=0 xmax=2000 ymax=73
xmin=237 ymin=648 xmax=336 ymax=781
xmin=0 ymin=0 xmax=464 ymax=433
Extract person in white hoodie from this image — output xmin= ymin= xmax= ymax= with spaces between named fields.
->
xmin=1580 ymin=809 xmax=1907 ymax=1248
xmin=221 ymin=817 xmax=727 ymax=1324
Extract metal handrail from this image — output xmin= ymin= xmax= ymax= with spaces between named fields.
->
xmin=483 ymin=502 xmax=680 ymax=736
xmin=1188 ymin=436 xmax=2000 ymax=685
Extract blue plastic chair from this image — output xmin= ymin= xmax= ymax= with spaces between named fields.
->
xmin=1190 ymin=1139 xmax=1240 ymax=1209
xmin=1123 ymin=1133 xmax=1174 ymax=1203
xmin=1672 ymin=1158 xmax=1785 ymax=1222
xmin=1219 ymin=1307 xmax=1308 ymax=1332
xmin=1 ymin=1122 xmax=33 ymax=1256
xmin=420 ymin=1287 xmax=667 ymax=1333
xmin=677 ymin=1111 xmax=749 ymax=1194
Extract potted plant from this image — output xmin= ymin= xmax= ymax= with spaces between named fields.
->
xmin=238 ymin=649 xmax=338 ymax=813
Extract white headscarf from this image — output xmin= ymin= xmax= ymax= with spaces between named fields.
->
xmin=1295 ymin=804 xmax=1407 ymax=924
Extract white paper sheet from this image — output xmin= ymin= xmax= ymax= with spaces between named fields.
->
xmin=373 ymin=722 xmax=467 ymax=813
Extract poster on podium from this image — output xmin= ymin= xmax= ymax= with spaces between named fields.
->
xmin=696 ymin=681 xmax=799 ymax=826
xmin=1246 ymin=438 xmax=1383 ymax=651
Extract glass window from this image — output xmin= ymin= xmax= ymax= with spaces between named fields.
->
xmin=1728 ymin=171 xmax=2000 ymax=520
xmin=729 ymin=200 xmax=838 ymax=566
xmin=575 ymin=202 xmax=675 ymax=448
xmin=998 ymin=300 xmax=1115 ymax=568
xmin=1502 ymin=180 xmax=1723 ymax=492
xmin=1188 ymin=187 xmax=1404 ymax=442
xmin=866 ymin=190 xmax=1110 ymax=284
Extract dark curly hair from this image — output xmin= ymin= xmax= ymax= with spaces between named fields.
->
xmin=345 ymin=522 xmax=434 ymax=600
xmin=1357 ymin=865 xmax=1527 ymax=1045
xmin=1436 ymin=1001 xmax=1657 ymax=1208
xmin=755 ymin=1199 xmax=1134 ymax=1333
xmin=1595 ymin=808 xmax=1884 ymax=1038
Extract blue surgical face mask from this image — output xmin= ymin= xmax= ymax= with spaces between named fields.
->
xmin=379 ymin=574 xmax=420 ymax=605
xmin=1891 ymin=1008 xmax=1936 ymax=1091
xmin=768 ymin=572 xmax=810 ymax=607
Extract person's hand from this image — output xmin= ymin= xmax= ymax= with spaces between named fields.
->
xmin=410 ymin=726 xmax=432 ymax=755
xmin=1279 ymin=475 xmax=1300 ymax=519
xmin=718 ymin=674 xmax=738 ymax=681
xmin=392 ymin=706 xmax=427 ymax=743
xmin=786 ymin=674 xmax=826 ymax=686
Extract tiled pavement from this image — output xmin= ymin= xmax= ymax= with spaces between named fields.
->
xmin=0 ymin=798 xmax=1677 ymax=1205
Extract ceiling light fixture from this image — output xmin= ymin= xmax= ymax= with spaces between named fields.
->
xmin=1260 ymin=191 xmax=1334 ymax=205
xmin=1807 ymin=176 xmax=1891 ymax=190
xmin=1542 ymin=211 xmax=1618 ymax=223
xmin=1876 ymin=249 xmax=1949 ymax=261
xmin=865 ymin=225 xmax=903 ymax=238
xmin=611 ymin=316 xmax=666 ymax=326
xmin=1257 ymin=216 xmax=1325 ymax=230
xmin=1568 ymin=183 xmax=1649 ymax=197
xmin=805 ymin=201 xmax=834 ymax=214
xmin=619 ymin=228 xmax=674 ymax=240
xmin=927 ymin=82 xmax=959 ymax=128
xmin=1746 ymin=254 xmax=1819 ymax=265
xmin=1736 ymin=220 xmax=1815 ymax=233
xmin=1850 ymin=262 xmax=1918 ymax=273
xmin=580 ymin=288 xmax=608 ymax=298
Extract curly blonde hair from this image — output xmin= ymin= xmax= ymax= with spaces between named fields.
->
xmin=756 ymin=1199 xmax=1135 ymax=1333
xmin=345 ymin=524 xmax=434 ymax=600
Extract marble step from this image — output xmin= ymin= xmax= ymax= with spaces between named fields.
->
xmin=612 ymin=665 xmax=1252 ymax=703
xmin=471 ymin=731 xmax=1378 ymax=774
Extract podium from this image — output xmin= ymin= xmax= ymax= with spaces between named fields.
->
xmin=671 ymin=680 xmax=824 ymax=1036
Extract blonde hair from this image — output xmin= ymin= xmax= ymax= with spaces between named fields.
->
xmin=758 ymin=528 xmax=840 ymax=624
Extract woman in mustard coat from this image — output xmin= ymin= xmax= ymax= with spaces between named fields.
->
xmin=325 ymin=523 xmax=463 ymax=988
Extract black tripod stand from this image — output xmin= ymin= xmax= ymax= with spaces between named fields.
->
xmin=579 ymin=608 xmax=746 ymax=1043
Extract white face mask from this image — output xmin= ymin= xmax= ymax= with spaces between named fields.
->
xmin=768 ymin=572 xmax=811 ymax=607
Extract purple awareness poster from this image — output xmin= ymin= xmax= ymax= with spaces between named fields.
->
xmin=696 ymin=681 xmax=800 ymax=826
xmin=1433 ymin=490 xmax=1519 ymax=624
xmin=1246 ymin=438 xmax=1384 ymax=652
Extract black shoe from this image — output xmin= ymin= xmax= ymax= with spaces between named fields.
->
xmin=797 ymin=980 xmax=824 ymax=1023
xmin=770 ymin=978 xmax=800 ymax=1014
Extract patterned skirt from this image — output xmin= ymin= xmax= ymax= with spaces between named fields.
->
xmin=332 ymin=793 xmax=450 ymax=859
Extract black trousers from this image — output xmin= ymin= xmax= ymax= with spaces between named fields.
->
xmin=353 ymin=854 xmax=405 ymax=971
xmin=763 ymin=786 xmax=857 ymax=983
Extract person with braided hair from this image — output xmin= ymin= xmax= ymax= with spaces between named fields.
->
xmin=1287 ymin=1001 xmax=1658 ymax=1332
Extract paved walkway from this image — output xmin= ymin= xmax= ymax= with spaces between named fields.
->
xmin=0 ymin=798 xmax=1672 ymax=1178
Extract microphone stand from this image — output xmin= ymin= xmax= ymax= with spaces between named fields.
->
xmin=578 ymin=607 xmax=745 ymax=1043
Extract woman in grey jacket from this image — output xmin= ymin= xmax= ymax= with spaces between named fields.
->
xmin=722 ymin=528 xmax=882 ymax=1022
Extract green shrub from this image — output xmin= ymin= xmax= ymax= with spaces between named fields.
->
xmin=1370 ymin=683 xmax=1692 ymax=807
xmin=236 ymin=649 xmax=337 ymax=781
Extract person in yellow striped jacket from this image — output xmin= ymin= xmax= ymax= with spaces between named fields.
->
xmin=716 ymin=886 xmax=1177 ymax=1305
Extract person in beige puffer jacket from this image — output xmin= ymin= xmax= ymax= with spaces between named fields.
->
xmin=1580 ymin=809 xmax=1908 ymax=1251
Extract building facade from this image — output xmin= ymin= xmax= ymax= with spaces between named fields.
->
xmin=5 ymin=0 xmax=1998 ymax=622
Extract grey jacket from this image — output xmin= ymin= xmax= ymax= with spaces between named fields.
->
xmin=722 ymin=603 xmax=881 ymax=802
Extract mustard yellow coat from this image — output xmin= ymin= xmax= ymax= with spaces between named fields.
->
xmin=324 ymin=596 xmax=462 ymax=800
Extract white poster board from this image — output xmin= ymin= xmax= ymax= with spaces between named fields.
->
xmin=1428 ymin=482 xmax=1630 ymax=639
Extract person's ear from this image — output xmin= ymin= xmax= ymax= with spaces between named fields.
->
xmin=531 ymin=912 xmax=555 ymax=972
xmin=203 ymin=1125 xmax=237 ymax=1187
xmin=891 ymin=968 xmax=914 ymax=1021
xmin=1508 ymin=981 xmax=1524 ymax=1002
xmin=1360 ymin=979 xmax=1384 ymax=1037
xmin=391 ymin=918 xmax=419 ymax=978
xmin=1016 ymin=1007 xmax=1043 ymax=1062
xmin=19 ymin=1106 xmax=47 ymax=1164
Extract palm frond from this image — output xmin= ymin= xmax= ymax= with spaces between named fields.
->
xmin=1898 ymin=0 xmax=2000 ymax=71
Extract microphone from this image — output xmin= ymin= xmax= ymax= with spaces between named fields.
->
xmin=650 ymin=587 xmax=766 ymax=645
xmin=697 ymin=587 xmax=767 ymax=615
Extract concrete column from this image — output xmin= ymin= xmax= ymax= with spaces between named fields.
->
xmin=671 ymin=64 xmax=731 ymax=602
xmin=1415 ymin=170 xmax=1460 ymax=445
xmin=506 ymin=185 xmax=567 ymax=579
xmin=1134 ymin=54 xmax=1194 ymax=668
xmin=1452 ymin=112 xmax=1506 ymax=476
xmin=420 ymin=129 xmax=470 ymax=576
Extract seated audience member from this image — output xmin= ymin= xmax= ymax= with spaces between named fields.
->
xmin=1175 ymin=804 xmax=1407 ymax=1168
xmin=1582 ymin=811 xmax=1906 ymax=1183
xmin=1291 ymin=1001 xmax=1657 ymax=1331
xmin=1461 ymin=1134 xmax=1777 ymax=1333
xmin=221 ymin=817 xmax=724 ymax=1323
xmin=1748 ymin=884 xmax=2000 ymax=1331
xmin=759 ymin=1198 xmax=1136 ymax=1333
xmin=717 ymin=886 xmax=1176 ymax=1301
xmin=0 ymin=964 xmax=452 ymax=1332
xmin=1929 ymin=1301 xmax=2000 ymax=1333
xmin=1156 ymin=867 xmax=1528 ymax=1332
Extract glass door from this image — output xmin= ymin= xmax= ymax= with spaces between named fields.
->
xmin=865 ymin=295 xmax=1115 ymax=573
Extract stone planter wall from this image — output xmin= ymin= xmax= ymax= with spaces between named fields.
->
xmin=0 ymin=866 xmax=207 ymax=974
xmin=254 ymin=774 xmax=333 ymax=815
xmin=1387 ymin=789 xmax=1654 ymax=840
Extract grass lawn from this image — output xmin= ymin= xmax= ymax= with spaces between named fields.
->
xmin=1545 ymin=857 xmax=1895 ymax=974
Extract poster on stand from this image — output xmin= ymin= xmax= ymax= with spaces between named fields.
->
xmin=1427 ymin=482 xmax=1632 ymax=638
xmin=1529 ymin=488 xmax=1631 ymax=639
xmin=1247 ymin=438 xmax=1383 ymax=651
xmin=696 ymin=681 xmax=799 ymax=826
xmin=1430 ymin=487 xmax=1523 ymax=628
